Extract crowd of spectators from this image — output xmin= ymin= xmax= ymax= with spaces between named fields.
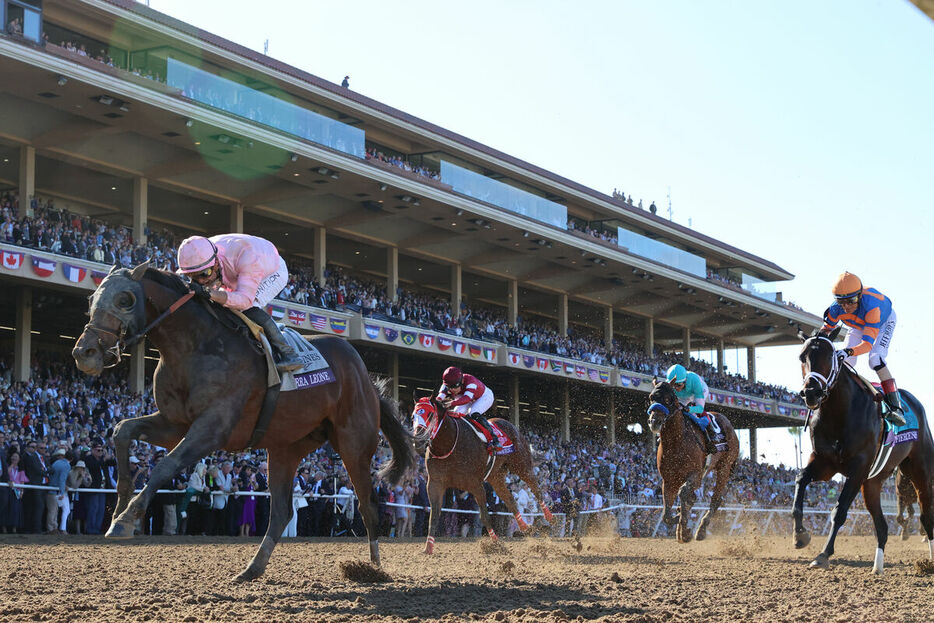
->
xmin=1 ymin=190 xmax=803 ymax=405
xmin=365 ymin=147 xmax=440 ymax=182
xmin=0 ymin=354 xmax=892 ymax=541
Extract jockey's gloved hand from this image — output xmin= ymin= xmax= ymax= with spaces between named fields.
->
xmin=835 ymin=348 xmax=853 ymax=363
xmin=189 ymin=281 xmax=211 ymax=301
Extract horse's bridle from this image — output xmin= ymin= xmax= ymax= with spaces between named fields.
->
xmin=83 ymin=290 xmax=194 ymax=368
xmin=800 ymin=335 xmax=841 ymax=407
xmin=414 ymin=402 xmax=459 ymax=460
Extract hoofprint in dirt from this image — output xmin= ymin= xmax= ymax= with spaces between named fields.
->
xmin=1 ymin=534 xmax=933 ymax=622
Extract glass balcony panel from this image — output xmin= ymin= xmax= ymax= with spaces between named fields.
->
xmin=616 ymin=227 xmax=706 ymax=277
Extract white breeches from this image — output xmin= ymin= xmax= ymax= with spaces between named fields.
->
xmin=843 ymin=310 xmax=896 ymax=370
xmin=451 ymin=390 xmax=495 ymax=416
xmin=253 ymin=257 xmax=289 ymax=308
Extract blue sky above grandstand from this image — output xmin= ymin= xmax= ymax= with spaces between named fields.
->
xmin=147 ymin=0 xmax=934 ymax=467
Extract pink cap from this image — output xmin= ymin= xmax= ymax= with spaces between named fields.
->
xmin=176 ymin=236 xmax=218 ymax=274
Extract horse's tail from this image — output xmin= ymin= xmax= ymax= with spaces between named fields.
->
xmin=371 ymin=377 xmax=416 ymax=485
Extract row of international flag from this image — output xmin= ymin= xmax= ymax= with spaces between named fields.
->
xmin=363 ymin=324 xmax=497 ymax=361
xmin=265 ymin=304 xmax=348 ymax=335
xmin=1 ymin=250 xmax=107 ymax=285
xmin=507 ymin=351 xmax=610 ymax=384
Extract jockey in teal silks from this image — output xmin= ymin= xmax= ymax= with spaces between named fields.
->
xmin=666 ymin=364 xmax=719 ymax=453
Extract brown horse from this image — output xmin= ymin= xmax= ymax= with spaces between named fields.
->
xmin=71 ymin=263 xmax=415 ymax=581
xmin=647 ymin=379 xmax=739 ymax=543
xmin=411 ymin=396 xmax=553 ymax=553
xmin=894 ymin=468 xmax=922 ymax=541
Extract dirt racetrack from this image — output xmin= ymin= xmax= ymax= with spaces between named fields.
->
xmin=2 ymin=532 xmax=933 ymax=622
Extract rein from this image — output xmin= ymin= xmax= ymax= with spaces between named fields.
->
xmin=425 ymin=409 xmax=459 ymax=460
xmin=801 ymin=335 xmax=842 ymax=405
xmin=85 ymin=291 xmax=194 ymax=368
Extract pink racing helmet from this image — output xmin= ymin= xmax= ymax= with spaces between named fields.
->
xmin=176 ymin=236 xmax=218 ymax=274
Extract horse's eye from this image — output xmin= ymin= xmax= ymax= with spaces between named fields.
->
xmin=116 ymin=292 xmax=136 ymax=310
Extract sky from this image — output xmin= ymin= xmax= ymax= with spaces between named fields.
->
xmin=145 ymin=0 xmax=934 ymax=467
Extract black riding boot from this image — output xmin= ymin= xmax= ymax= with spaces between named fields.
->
xmin=883 ymin=391 xmax=907 ymax=427
xmin=702 ymin=426 xmax=718 ymax=454
xmin=243 ymin=307 xmax=303 ymax=372
xmin=469 ymin=413 xmax=501 ymax=450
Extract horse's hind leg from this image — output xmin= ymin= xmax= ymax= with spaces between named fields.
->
xmin=336 ymin=437 xmax=382 ymax=565
xmin=487 ymin=472 xmax=529 ymax=534
xmin=235 ymin=443 xmax=308 ymax=582
xmin=861 ymin=477 xmax=889 ymax=575
xmin=467 ymin=482 xmax=497 ymax=540
xmin=904 ymin=461 xmax=934 ymax=557
xmin=677 ymin=475 xmax=699 ymax=543
xmin=510 ymin=455 xmax=553 ymax=523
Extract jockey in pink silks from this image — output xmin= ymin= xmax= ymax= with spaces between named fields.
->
xmin=176 ymin=234 xmax=302 ymax=372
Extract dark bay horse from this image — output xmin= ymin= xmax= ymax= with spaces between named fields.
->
xmin=411 ymin=397 xmax=553 ymax=554
xmin=647 ymin=380 xmax=739 ymax=543
xmin=72 ymin=263 xmax=415 ymax=581
xmin=894 ymin=468 xmax=923 ymax=541
xmin=794 ymin=328 xmax=934 ymax=573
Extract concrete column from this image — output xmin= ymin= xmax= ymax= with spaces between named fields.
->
xmin=507 ymin=279 xmax=518 ymax=325
xmin=312 ymin=227 xmax=326 ymax=287
xmin=229 ymin=203 xmax=244 ymax=233
xmin=14 ymin=287 xmax=32 ymax=382
xmin=561 ymin=382 xmax=570 ymax=442
xmin=682 ymin=327 xmax=691 ymax=366
xmin=510 ymin=375 xmax=520 ymax=426
xmin=19 ymin=145 xmax=35 ymax=217
xmin=451 ymin=264 xmax=462 ymax=316
xmin=644 ymin=317 xmax=654 ymax=356
xmin=747 ymin=346 xmax=756 ymax=383
xmin=749 ymin=427 xmax=758 ymax=463
xmin=132 ymin=177 xmax=148 ymax=245
xmin=716 ymin=340 xmax=725 ymax=374
xmin=607 ymin=391 xmax=616 ymax=446
xmin=128 ymin=340 xmax=146 ymax=394
xmin=390 ymin=352 xmax=399 ymax=403
xmin=604 ymin=306 xmax=613 ymax=345
xmin=387 ymin=247 xmax=398 ymax=302
xmin=558 ymin=293 xmax=568 ymax=336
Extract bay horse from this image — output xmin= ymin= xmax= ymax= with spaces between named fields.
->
xmin=71 ymin=263 xmax=415 ymax=581
xmin=794 ymin=327 xmax=934 ymax=573
xmin=411 ymin=396 xmax=553 ymax=553
xmin=647 ymin=379 xmax=739 ymax=543
xmin=894 ymin=468 xmax=923 ymax=541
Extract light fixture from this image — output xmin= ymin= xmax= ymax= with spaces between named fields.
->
xmin=290 ymin=153 xmax=298 ymax=162
xmin=98 ymin=95 xmax=114 ymax=106
xmin=522 ymin=231 xmax=529 ymax=238
xmin=399 ymin=195 xmax=413 ymax=203
xmin=57 ymin=75 xmax=67 ymax=86
xmin=217 ymin=134 xmax=231 ymax=144
xmin=119 ymin=103 xmax=130 ymax=112
xmin=379 ymin=183 xmax=388 ymax=191
xmin=203 ymin=211 xmax=209 ymax=215
xmin=455 ymin=208 xmax=464 ymax=216
xmin=315 ymin=167 xmax=329 ymax=176
xmin=329 ymin=171 xmax=340 ymax=180
xmin=412 ymin=198 xmax=419 ymax=206
xmin=110 ymin=186 xmax=117 ymax=191
xmin=185 ymin=118 xmax=194 ymax=128
xmin=293 ymin=172 xmax=300 ymax=177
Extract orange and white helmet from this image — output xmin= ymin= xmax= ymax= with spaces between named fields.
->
xmin=831 ymin=272 xmax=862 ymax=302
xmin=176 ymin=236 xmax=218 ymax=274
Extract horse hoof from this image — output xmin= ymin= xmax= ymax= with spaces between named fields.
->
xmin=901 ymin=532 xmax=909 ymax=541
xmin=808 ymin=553 xmax=830 ymax=569
xmin=232 ymin=567 xmax=261 ymax=583
xmin=695 ymin=530 xmax=706 ymax=542
xmin=105 ymin=521 xmax=134 ymax=540
xmin=794 ymin=531 xmax=811 ymax=549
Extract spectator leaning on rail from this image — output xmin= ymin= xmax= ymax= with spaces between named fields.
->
xmin=821 ymin=272 xmax=905 ymax=426
xmin=176 ymin=234 xmax=302 ymax=372
xmin=664 ymin=364 xmax=721 ymax=454
xmin=436 ymin=366 xmax=500 ymax=451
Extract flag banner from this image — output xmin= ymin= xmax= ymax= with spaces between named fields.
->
xmin=537 ymin=358 xmax=548 ymax=371
xmin=564 ymin=362 xmax=575 ymax=375
xmin=383 ymin=327 xmax=398 ymax=342
xmin=266 ymin=305 xmax=285 ymax=320
xmin=550 ymin=360 xmax=563 ymax=373
xmin=401 ymin=331 xmax=416 ymax=346
xmin=599 ymin=370 xmax=610 ymax=383
xmin=483 ymin=347 xmax=496 ymax=362
xmin=522 ymin=354 xmax=535 ymax=368
xmin=91 ymin=270 xmax=107 ymax=285
xmin=310 ymin=314 xmax=328 ymax=331
xmin=287 ymin=309 xmax=306 ymax=325
xmin=619 ymin=375 xmax=631 ymax=387
xmin=438 ymin=337 xmax=452 ymax=351
xmin=453 ymin=341 xmax=466 ymax=355
xmin=1 ymin=250 xmax=24 ymax=270
xmin=364 ymin=324 xmax=380 ymax=340
xmin=468 ymin=344 xmax=482 ymax=358
xmin=31 ymin=256 xmax=56 ymax=278
xmin=631 ymin=377 xmax=642 ymax=387
xmin=329 ymin=318 xmax=347 ymax=334
xmin=588 ymin=368 xmax=600 ymax=381
xmin=508 ymin=352 xmax=520 ymax=366
xmin=575 ymin=366 xmax=586 ymax=378
xmin=419 ymin=334 xmax=435 ymax=349
xmin=62 ymin=263 xmax=87 ymax=283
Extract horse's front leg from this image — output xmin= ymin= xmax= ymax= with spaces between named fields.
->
xmin=792 ymin=460 xmax=818 ymax=549
xmin=108 ymin=413 xmax=229 ymax=539
xmin=111 ymin=411 xmax=187 ymax=523
xmin=659 ymin=479 xmax=678 ymax=532
xmin=676 ymin=474 xmax=699 ymax=543
xmin=424 ymin=479 xmax=444 ymax=554
xmin=811 ymin=472 xmax=864 ymax=569
xmin=861 ymin=477 xmax=889 ymax=575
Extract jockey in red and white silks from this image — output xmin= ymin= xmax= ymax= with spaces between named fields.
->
xmin=437 ymin=366 xmax=499 ymax=449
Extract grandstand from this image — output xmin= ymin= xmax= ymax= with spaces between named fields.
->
xmin=0 ymin=0 xmax=822 ymax=465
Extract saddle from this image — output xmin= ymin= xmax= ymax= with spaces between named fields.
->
xmin=460 ymin=417 xmax=515 ymax=457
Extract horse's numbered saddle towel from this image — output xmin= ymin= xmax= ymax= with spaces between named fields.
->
xmin=866 ymin=390 xmax=919 ymax=479
xmin=274 ymin=325 xmax=336 ymax=392
xmin=464 ymin=419 xmax=515 ymax=456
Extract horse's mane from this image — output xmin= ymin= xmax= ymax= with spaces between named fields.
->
xmin=143 ymin=267 xmax=190 ymax=294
